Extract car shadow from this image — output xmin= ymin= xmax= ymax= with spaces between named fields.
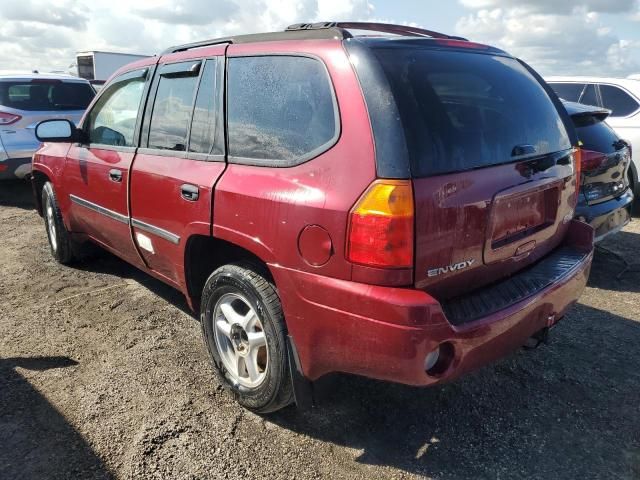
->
xmin=590 ymin=230 xmax=640 ymax=293
xmin=73 ymin=250 xmax=196 ymax=319
xmin=0 ymin=179 xmax=35 ymax=210
xmin=0 ymin=356 xmax=113 ymax=479
xmin=269 ymin=303 xmax=640 ymax=479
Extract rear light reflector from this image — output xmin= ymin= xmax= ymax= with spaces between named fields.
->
xmin=347 ymin=180 xmax=414 ymax=268
xmin=0 ymin=111 xmax=21 ymax=125
xmin=0 ymin=164 xmax=7 ymax=172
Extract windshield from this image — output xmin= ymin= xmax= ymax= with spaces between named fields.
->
xmin=370 ymin=47 xmax=572 ymax=177
xmin=0 ymin=80 xmax=95 ymax=111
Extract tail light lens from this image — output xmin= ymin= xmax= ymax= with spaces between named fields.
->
xmin=0 ymin=111 xmax=21 ymax=125
xmin=347 ymin=180 xmax=414 ymax=268
xmin=580 ymin=148 xmax=607 ymax=172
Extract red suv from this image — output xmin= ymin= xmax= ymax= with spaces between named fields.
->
xmin=32 ymin=22 xmax=594 ymax=413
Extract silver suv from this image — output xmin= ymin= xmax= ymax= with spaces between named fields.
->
xmin=0 ymin=73 xmax=95 ymax=179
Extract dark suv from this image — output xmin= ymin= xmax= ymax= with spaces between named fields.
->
xmin=563 ymin=101 xmax=634 ymax=241
xmin=31 ymin=22 xmax=594 ymax=413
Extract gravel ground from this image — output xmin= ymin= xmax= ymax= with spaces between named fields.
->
xmin=1 ymin=179 xmax=639 ymax=480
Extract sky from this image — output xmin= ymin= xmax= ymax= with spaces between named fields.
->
xmin=0 ymin=0 xmax=639 ymax=77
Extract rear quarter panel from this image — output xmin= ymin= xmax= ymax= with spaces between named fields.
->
xmin=213 ymin=40 xmax=376 ymax=282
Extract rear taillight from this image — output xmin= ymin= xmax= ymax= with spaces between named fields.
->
xmin=580 ymin=148 xmax=607 ymax=172
xmin=347 ymin=180 xmax=414 ymax=268
xmin=0 ymin=111 xmax=21 ymax=125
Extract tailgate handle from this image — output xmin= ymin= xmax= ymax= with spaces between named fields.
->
xmin=181 ymin=184 xmax=199 ymax=202
xmin=108 ymin=169 xmax=122 ymax=182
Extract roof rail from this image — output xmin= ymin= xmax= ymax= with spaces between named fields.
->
xmin=161 ymin=21 xmax=467 ymax=55
xmin=286 ymin=21 xmax=466 ymax=41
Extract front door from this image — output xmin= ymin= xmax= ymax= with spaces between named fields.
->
xmin=64 ymin=67 xmax=152 ymax=266
xmin=129 ymin=50 xmax=227 ymax=288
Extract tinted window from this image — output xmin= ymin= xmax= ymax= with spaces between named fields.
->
xmin=189 ymin=59 xmax=221 ymax=155
xmin=87 ymin=74 xmax=145 ymax=146
xmin=580 ymin=84 xmax=598 ymax=107
xmin=148 ymin=69 xmax=199 ymax=151
xmin=227 ymin=56 xmax=337 ymax=164
xmin=0 ymin=81 xmax=94 ymax=111
xmin=575 ymin=118 xmax=622 ymax=154
xmin=600 ymin=85 xmax=639 ymax=117
xmin=371 ymin=48 xmax=571 ymax=176
xmin=549 ymin=83 xmax=584 ymax=102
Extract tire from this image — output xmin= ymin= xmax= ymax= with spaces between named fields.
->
xmin=42 ymin=182 xmax=77 ymax=265
xmin=200 ymin=263 xmax=293 ymax=413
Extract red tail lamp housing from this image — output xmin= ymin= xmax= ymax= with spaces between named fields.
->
xmin=0 ymin=112 xmax=21 ymax=125
xmin=347 ymin=180 xmax=414 ymax=268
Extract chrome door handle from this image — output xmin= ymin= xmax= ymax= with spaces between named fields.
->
xmin=109 ymin=169 xmax=122 ymax=182
xmin=181 ymin=184 xmax=199 ymax=201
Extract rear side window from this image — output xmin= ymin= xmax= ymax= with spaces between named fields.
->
xmin=148 ymin=67 xmax=199 ymax=151
xmin=370 ymin=48 xmax=571 ymax=176
xmin=599 ymin=85 xmax=639 ymax=117
xmin=227 ymin=56 xmax=338 ymax=165
xmin=550 ymin=83 xmax=584 ymax=102
xmin=575 ymin=119 xmax=622 ymax=154
xmin=0 ymin=81 xmax=94 ymax=111
xmin=188 ymin=59 xmax=222 ymax=155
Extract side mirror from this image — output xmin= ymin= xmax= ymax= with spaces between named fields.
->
xmin=35 ymin=119 xmax=78 ymax=143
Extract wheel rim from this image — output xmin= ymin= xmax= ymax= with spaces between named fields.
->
xmin=46 ymin=200 xmax=57 ymax=251
xmin=213 ymin=293 xmax=269 ymax=389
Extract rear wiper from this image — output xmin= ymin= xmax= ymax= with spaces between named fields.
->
xmin=511 ymin=144 xmax=537 ymax=157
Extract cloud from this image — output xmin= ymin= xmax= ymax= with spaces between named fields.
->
xmin=456 ymin=2 xmax=640 ymax=76
xmin=0 ymin=0 xmax=373 ymax=73
xmin=459 ymin=0 xmax=638 ymax=14
xmin=3 ymin=0 xmax=88 ymax=29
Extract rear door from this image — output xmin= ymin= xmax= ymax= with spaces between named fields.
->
xmin=129 ymin=48 xmax=227 ymax=288
xmin=64 ymin=68 xmax=151 ymax=266
xmin=368 ymin=45 xmax=577 ymax=299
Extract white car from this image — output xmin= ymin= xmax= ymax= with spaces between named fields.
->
xmin=546 ymin=76 xmax=640 ymax=202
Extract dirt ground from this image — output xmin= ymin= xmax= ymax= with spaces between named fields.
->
xmin=1 ymin=179 xmax=639 ymax=480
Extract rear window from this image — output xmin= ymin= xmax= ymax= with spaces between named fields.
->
xmin=574 ymin=118 xmax=622 ymax=154
xmin=370 ymin=48 xmax=571 ymax=176
xmin=0 ymin=81 xmax=94 ymax=111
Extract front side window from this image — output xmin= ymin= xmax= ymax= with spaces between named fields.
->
xmin=148 ymin=66 xmax=199 ymax=151
xmin=599 ymin=84 xmax=640 ymax=117
xmin=227 ymin=55 xmax=337 ymax=164
xmin=87 ymin=72 xmax=146 ymax=147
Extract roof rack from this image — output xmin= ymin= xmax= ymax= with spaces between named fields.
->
xmin=162 ymin=21 xmax=466 ymax=55
xmin=286 ymin=21 xmax=465 ymax=40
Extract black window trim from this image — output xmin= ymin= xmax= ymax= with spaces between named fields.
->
xmin=79 ymin=65 xmax=155 ymax=152
xmin=140 ymin=56 xmax=225 ymax=162
xmin=596 ymin=82 xmax=640 ymax=118
xmin=225 ymin=52 xmax=342 ymax=168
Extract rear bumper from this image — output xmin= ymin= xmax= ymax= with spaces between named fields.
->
xmin=0 ymin=157 xmax=32 ymax=179
xmin=272 ymin=220 xmax=594 ymax=386
xmin=575 ymin=189 xmax=633 ymax=242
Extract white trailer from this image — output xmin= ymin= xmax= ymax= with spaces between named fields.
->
xmin=76 ymin=51 xmax=151 ymax=82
